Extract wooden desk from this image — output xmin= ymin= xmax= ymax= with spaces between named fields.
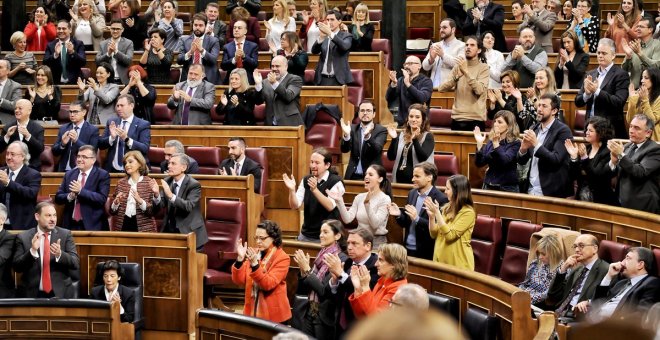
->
xmin=197 ymin=309 xmax=307 ymax=340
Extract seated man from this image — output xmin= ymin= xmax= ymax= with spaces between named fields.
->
xmin=386 ymin=56 xmax=433 ymax=126
xmin=177 ymin=13 xmax=221 ymax=85
xmin=219 ymin=137 xmax=263 ymax=193
xmin=0 ymin=203 xmax=16 ymax=298
xmin=340 ymin=100 xmax=388 ymax=180
xmin=0 ymin=141 xmax=41 ymax=230
xmin=517 ymin=0 xmax=557 ymax=53
xmin=254 ymin=56 xmax=303 ymax=126
xmin=52 ymin=101 xmax=99 ymax=172
xmin=0 ymin=59 xmax=23 ymax=124
xmin=391 ymin=283 xmax=430 ymax=311
xmin=0 ymin=99 xmax=45 ymax=170
xmin=96 ymin=19 xmax=134 ymax=85
xmin=502 ymin=28 xmax=548 ymax=88
xmin=43 ymin=20 xmax=86 ymax=85
xmin=167 ymin=64 xmax=215 ymax=125
xmin=220 ymin=19 xmax=258 ymax=84
xmin=422 ymin=18 xmax=465 ymax=87
xmin=90 ymin=260 xmax=135 ymax=323
xmin=160 ymin=139 xmax=199 ymax=174
xmin=312 ymin=10 xmax=353 ymax=86
xmin=54 ymin=145 xmax=110 ymax=231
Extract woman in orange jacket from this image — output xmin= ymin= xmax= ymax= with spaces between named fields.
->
xmin=348 ymin=243 xmax=408 ymax=317
xmin=231 ymin=220 xmax=291 ymax=323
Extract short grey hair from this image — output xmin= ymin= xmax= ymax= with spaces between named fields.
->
xmin=9 ymin=141 xmax=31 ymax=165
xmin=171 ymin=153 xmax=190 ymax=168
xmin=392 ymin=283 xmax=429 ymax=310
xmin=0 ymin=203 xmax=7 ymax=222
xmin=0 ymin=59 xmax=10 ymax=69
xmin=598 ymin=38 xmax=616 ymax=54
xmin=164 ymin=140 xmax=185 ymax=153
xmin=633 ymin=114 xmax=655 ymax=131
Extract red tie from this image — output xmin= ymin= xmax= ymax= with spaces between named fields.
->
xmin=42 ymin=232 xmax=52 ymax=293
xmin=193 ymin=38 xmax=201 ymax=64
xmin=236 ymin=42 xmax=243 ymax=68
xmin=73 ymin=172 xmax=87 ymax=221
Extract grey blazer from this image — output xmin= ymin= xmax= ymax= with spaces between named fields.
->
xmin=311 ymin=30 xmax=354 ymax=85
xmin=517 ymin=9 xmax=557 ymax=53
xmin=259 ymin=73 xmax=303 ymax=126
xmin=158 ymin=175 xmax=208 ymax=249
xmin=0 ymin=79 xmax=24 ymax=123
xmin=167 ymin=80 xmax=215 ymax=125
xmin=78 ymin=83 xmax=120 ymax=125
xmin=96 ymin=37 xmax=135 ymax=84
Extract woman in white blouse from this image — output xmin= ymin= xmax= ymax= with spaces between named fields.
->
xmin=73 ymin=0 xmax=106 ymax=14
xmin=266 ymin=0 xmax=296 ymax=52
xmin=299 ymin=0 xmax=328 ymax=51
xmin=110 ymin=151 xmax=157 ymax=233
xmin=481 ymin=31 xmax=504 ymax=89
xmin=70 ymin=0 xmax=106 ymax=51
xmin=327 ymin=164 xmax=391 ymax=249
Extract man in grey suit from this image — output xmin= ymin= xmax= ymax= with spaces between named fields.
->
xmin=96 ymin=19 xmax=134 ymax=85
xmin=155 ymin=153 xmax=208 ymax=251
xmin=177 ymin=13 xmax=221 ymax=85
xmin=311 ymin=10 xmax=354 ymax=86
xmin=0 ymin=60 xmax=23 ymax=124
xmin=517 ymin=0 xmax=557 ymax=53
xmin=254 ymin=56 xmax=303 ymax=126
xmin=204 ymin=3 xmax=227 ymax=47
xmin=167 ymin=64 xmax=215 ymax=125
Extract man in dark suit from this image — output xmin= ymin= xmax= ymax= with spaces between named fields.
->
xmin=90 ymin=260 xmax=135 ymax=323
xmin=54 ymin=145 xmax=110 ymax=231
xmin=177 ymin=13 xmax=221 ymax=85
xmin=546 ymin=234 xmax=610 ymax=321
xmin=51 ymin=101 xmax=99 ymax=172
xmin=253 ymin=56 xmax=303 ymax=126
xmin=219 ymin=137 xmax=263 ymax=193
xmin=0 ymin=204 xmax=16 ymax=298
xmin=0 ymin=99 xmax=45 ymax=170
xmin=607 ymin=114 xmax=660 ymax=214
xmin=0 ymin=59 xmax=23 ymax=123
xmin=204 ymin=3 xmax=227 ymax=46
xmin=518 ymin=94 xmax=573 ymax=197
xmin=388 ymin=162 xmax=448 ymax=260
xmin=96 ymin=19 xmax=135 ymax=85
xmin=386 ymin=55 xmax=434 ymax=125
xmin=220 ymin=20 xmax=258 ymax=84
xmin=312 ymin=10 xmax=354 ymax=86
xmin=575 ymin=38 xmax=630 ymax=139
xmin=13 ymin=202 xmax=80 ymax=298
xmin=43 ymin=20 xmax=86 ymax=85
xmin=155 ymin=153 xmax=208 ymax=251
xmin=167 ymin=64 xmax=216 ymax=125
xmin=0 ymin=141 xmax=41 ymax=230
xmin=340 ymin=101 xmax=387 ymax=180
xmin=160 ymin=139 xmax=200 ymax=174
xmin=98 ymin=94 xmax=151 ymax=173
xmin=226 ymin=0 xmax=261 ymax=17
xmin=462 ymin=0 xmax=507 ymax=52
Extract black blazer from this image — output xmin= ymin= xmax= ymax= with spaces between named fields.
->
xmin=333 ymin=253 xmax=379 ymax=331
xmin=347 ymin=23 xmax=374 ymax=52
xmin=219 ymin=157 xmax=263 ymax=194
xmin=51 ymin=121 xmax=100 ymax=172
xmin=215 ymin=88 xmax=263 ymax=125
xmin=546 ymin=258 xmax=610 ymax=308
xmin=0 ymin=229 xmax=16 ymax=298
xmin=311 ymin=31 xmax=354 ymax=85
xmin=0 ymin=120 xmax=45 ymax=170
xmin=0 ymin=165 xmax=41 ymax=230
xmin=340 ymin=123 xmax=387 ymax=180
xmin=593 ymin=275 xmax=660 ymax=319
xmin=91 ymin=284 xmax=136 ymax=323
xmin=554 ymin=52 xmax=589 ymax=89
xmin=462 ymin=2 xmax=507 ymax=52
xmin=616 ymin=140 xmax=660 ymax=214
xmin=43 ymin=38 xmax=87 ymax=85
xmin=395 ymin=187 xmax=449 ymax=260
xmin=569 ymin=144 xmax=618 ymax=205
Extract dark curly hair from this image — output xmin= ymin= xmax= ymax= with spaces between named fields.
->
xmin=258 ymin=220 xmax=283 ymax=247
xmin=586 ymin=116 xmax=614 ymax=143
xmin=102 ymin=260 xmax=124 ymax=278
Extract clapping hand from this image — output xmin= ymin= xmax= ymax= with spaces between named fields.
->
xmin=307 ymin=176 xmax=318 ymax=192
xmin=350 ymin=265 xmax=362 ymax=292
xmin=27 ymin=85 xmax=36 ymax=100
xmin=323 ymin=253 xmax=344 ymax=277
xmin=607 ymin=139 xmax=625 ymax=159
xmin=129 ymin=187 xmax=144 ymax=206
xmin=386 ymin=123 xmax=398 ymax=139
xmin=77 ymin=77 xmax=87 ymax=91
xmin=220 ymin=94 xmax=228 ymax=106
xmin=638 ymin=84 xmax=649 ymax=100
xmin=112 ymin=192 xmax=125 ymax=207
xmin=473 ymin=126 xmax=487 ymax=147
xmin=629 ymin=39 xmax=642 ymax=55
xmin=564 ymin=139 xmax=579 ymax=159
xmin=293 ymin=249 xmax=311 ymax=273
xmin=387 ymin=203 xmax=401 ymax=217
xmin=253 ymin=69 xmax=263 ymax=85
xmin=246 ymin=246 xmax=259 ymax=266
xmin=403 ymin=204 xmax=418 ymax=221
xmin=282 ymin=173 xmax=296 ymax=191
xmin=388 ymin=70 xmax=398 ymax=86
xmin=584 ymin=75 xmax=598 ymax=95
xmin=340 ymin=119 xmax=351 ymax=137
xmin=50 ymin=239 xmax=62 ymax=258
xmin=325 ymin=188 xmax=343 ymax=202
xmin=236 ymin=238 xmax=248 ymax=261
xmin=401 ymin=68 xmax=411 ymax=86
xmin=69 ymin=179 xmax=83 ymax=194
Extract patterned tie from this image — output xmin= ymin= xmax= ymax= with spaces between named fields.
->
xmin=5 ymin=171 xmax=14 ymax=211
xmin=89 ymin=98 xmax=101 ymax=125
xmin=193 ymin=38 xmax=202 ymax=64
xmin=182 ymin=87 xmax=193 ymax=125
xmin=555 ymin=267 xmax=589 ymax=315
xmin=42 ymin=232 xmax=52 ymax=293
xmin=236 ymin=42 xmax=243 ymax=68
xmin=234 ymin=162 xmax=240 ymax=175
xmin=73 ymin=172 xmax=87 ymax=221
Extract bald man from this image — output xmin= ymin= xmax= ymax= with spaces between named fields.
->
xmin=386 ymin=55 xmax=434 ymax=126
xmin=0 ymin=99 xmax=45 ymax=170
xmin=254 ymin=55 xmax=303 ymax=126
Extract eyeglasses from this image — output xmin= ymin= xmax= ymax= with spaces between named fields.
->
xmin=403 ymin=62 xmax=420 ymax=66
xmin=572 ymin=243 xmax=595 ymax=250
xmin=76 ymin=155 xmax=95 ymax=160
xmin=254 ymin=236 xmax=270 ymax=242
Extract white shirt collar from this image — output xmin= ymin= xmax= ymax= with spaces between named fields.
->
xmin=8 ymin=164 xmax=23 ymax=177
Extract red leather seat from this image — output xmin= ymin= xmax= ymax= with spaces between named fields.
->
xmin=210 ymin=103 xmax=224 ymax=124
xmin=597 ymin=240 xmax=630 ymax=264
xmin=408 ymin=27 xmax=432 ymax=40
xmin=254 ymin=103 xmax=266 ymax=125
xmin=58 ymin=103 xmax=70 ymax=124
xmin=505 ymin=37 xmax=518 ymax=52
xmin=552 ymin=38 xmax=562 ymax=53
xmin=40 ymin=146 xmax=56 ymax=172
xmin=186 ymin=147 xmax=221 ymax=175
xmin=256 ymin=11 xmax=267 ymax=21
xmin=429 ymin=108 xmax=452 ymax=130
xmin=498 ymin=221 xmax=542 ymax=284
xmin=169 ymin=68 xmax=181 ymax=83
xmin=304 ymin=69 xmax=315 ymax=85
xmin=371 ymin=39 xmax=391 ymax=69
xmin=381 ymin=150 xmax=395 ymax=182
xmin=471 ymin=215 xmax=503 ymax=275
xmin=153 ymin=103 xmax=174 ymax=125
xmin=219 ymin=70 xmax=227 ymax=84
xmin=176 ymin=12 xmax=191 ymax=23
xmin=81 ymin=67 xmax=91 ymax=80
xmin=653 ymin=248 xmax=660 ymax=277
xmin=433 ymin=154 xmax=459 ymax=186
xmin=258 ymin=38 xmax=270 ymax=51
xmin=368 ymin=9 xmax=382 ymax=21
xmin=348 ymin=69 xmax=365 ymax=109
xmin=305 ymin=108 xmax=341 ymax=163
xmin=148 ymin=146 xmax=165 ymax=174
xmin=245 ymin=147 xmax=268 ymax=198
xmin=573 ymin=109 xmax=586 ymax=137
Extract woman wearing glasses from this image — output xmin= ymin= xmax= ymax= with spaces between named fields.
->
xmin=232 ymin=220 xmax=291 ymax=323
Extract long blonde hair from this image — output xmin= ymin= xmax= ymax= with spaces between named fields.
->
xmin=351 ymin=3 xmax=370 ymax=25
xmin=272 ymin=0 xmax=291 ymax=26
xmin=534 ymin=67 xmax=558 ymax=98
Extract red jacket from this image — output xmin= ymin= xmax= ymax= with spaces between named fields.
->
xmin=24 ymin=22 xmax=57 ymax=52
xmin=349 ymin=276 xmax=408 ymax=317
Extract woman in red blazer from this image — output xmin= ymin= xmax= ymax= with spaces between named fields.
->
xmin=232 ymin=220 xmax=291 ymax=323
xmin=24 ymin=6 xmax=57 ymax=52
xmin=349 ymin=243 xmax=408 ymax=317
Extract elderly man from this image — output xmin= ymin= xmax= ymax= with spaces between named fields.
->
xmin=386 ymin=56 xmax=434 ymax=126
xmin=462 ymin=0 xmax=507 ymax=52
xmin=422 ymin=18 xmax=465 ymax=87
xmin=167 ymin=64 xmax=216 ymax=125
xmin=0 ymin=59 xmax=23 ymax=123
xmin=0 ymin=203 xmax=16 ymax=298
xmin=254 ymin=56 xmax=303 ymax=126
xmin=204 ymin=3 xmax=227 ymax=46
xmin=622 ymin=17 xmax=660 ymax=88
xmin=312 ymin=10 xmax=353 ymax=86
xmin=178 ymin=13 xmax=221 ymax=85
xmin=43 ymin=20 xmax=86 ymax=84
xmin=96 ymin=19 xmax=134 ymax=85
xmin=502 ymin=27 xmax=548 ymax=88
xmin=517 ymin=0 xmax=557 ymax=53
xmin=0 ymin=99 xmax=45 ymax=170
xmin=52 ymin=101 xmax=99 ymax=172
xmin=160 ymin=140 xmax=200 ymax=174
xmin=0 ymin=142 xmax=41 ymax=230
xmin=391 ymin=283 xmax=429 ymax=310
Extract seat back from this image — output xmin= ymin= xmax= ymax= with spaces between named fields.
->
xmin=653 ymin=248 xmax=660 ymax=277
xmin=169 ymin=68 xmax=181 ymax=84
xmin=433 ymin=154 xmax=459 ymax=186
xmin=245 ymin=147 xmax=268 ymax=196
xmin=81 ymin=67 xmax=92 ymax=80
xmin=348 ymin=69 xmax=365 ymax=109
xmin=256 ymin=11 xmax=267 ymax=21
xmin=498 ymin=221 xmax=542 ymax=284
xmin=94 ymin=262 xmax=144 ymax=330
xmin=471 ymin=215 xmax=503 ymax=275
xmin=408 ymin=27 xmax=432 ymax=39
xmin=371 ymin=39 xmax=391 ymax=69
xmin=463 ymin=307 xmax=499 ymax=340
xmin=40 ymin=146 xmax=56 ymax=172
xmin=58 ymin=103 xmax=70 ymax=124
xmin=153 ymin=103 xmax=174 ymax=125
xmin=303 ymin=69 xmax=315 ymax=85
xmin=186 ymin=147 xmax=221 ymax=174
xmin=381 ymin=151 xmax=394 ymax=182
xmin=258 ymin=38 xmax=270 ymax=51
xmin=148 ymin=146 xmax=165 ymax=174
xmin=305 ymin=108 xmax=341 ymax=162
xmin=528 ymin=228 xmax=580 ymax=267
xmin=428 ymin=293 xmax=460 ymax=321
xmin=429 ymin=108 xmax=452 ymax=129
xmin=597 ymin=240 xmax=630 ymax=264
xmin=368 ymin=9 xmax=382 ymax=21
xmin=253 ymin=103 xmax=266 ymax=125
xmin=573 ymin=109 xmax=586 ymax=136
xmin=204 ymin=199 xmax=247 ymax=272
xmin=505 ymin=37 xmax=518 ymax=52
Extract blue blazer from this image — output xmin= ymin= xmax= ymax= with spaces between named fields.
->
xmin=98 ymin=116 xmax=151 ymax=172
xmin=220 ymin=40 xmax=258 ymax=84
xmin=52 ymin=121 xmax=100 ymax=172
xmin=54 ymin=167 xmax=110 ymax=231
xmin=43 ymin=38 xmax=87 ymax=85
xmin=177 ymin=35 xmax=221 ymax=84
xmin=395 ymin=187 xmax=448 ymax=260
xmin=0 ymin=166 xmax=41 ymax=230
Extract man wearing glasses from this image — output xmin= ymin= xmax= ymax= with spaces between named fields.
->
xmin=96 ymin=19 xmax=135 ymax=85
xmin=546 ymin=234 xmax=609 ymax=322
xmin=55 ymin=145 xmax=110 ymax=231
xmin=621 ymin=17 xmax=660 ymax=88
xmin=340 ymin=101 xmax=387 ymax=180
xmin=386 ymin=56 xmax=433 ymax=126
xmin=52 ymin=101 xmax=99 ymax=172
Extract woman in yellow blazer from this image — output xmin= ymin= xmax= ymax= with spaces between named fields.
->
xmin=425 ymin=174 xmax=476 ymax=270
xmin=627 ymin=68 xmax=660 ymax=142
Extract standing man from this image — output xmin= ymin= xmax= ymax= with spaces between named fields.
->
xmin=422 ymin=19 xmax=465 ymax=87
xmin=205 ymin=3 xmax=227 ymax=46
xmin=220 ymin=20 xmax=258 ymax=84
xmin=462 ymin=0 xmax=507 ymax=52
xmin=167 ymin=64 xmax=216 ymax=125
xmin=219 ymin=137 xmax=263 ymax=194
xmin=312 ymin=10 xmax=354 ymax=86
xmin=96 ymin=19 xmax=134 ymax=85
xmin=502 ymin=28 xmax=548 ymax=88
xmin=340 ymin=101 xmax=388 ymax=180
xmin=44 ymin=20 xmax=86 ymax=85
xmin=160 ymin=139 xmax=200 ymax=174
xmin=13 ymin=202 xmax=80 ymax=298
xmin=386 ymin=56 xmax=434 ymax=126
xmin=51 ymin=101 xmax=99 ymax=172
xmin=178 ymin=13 xmax=221 ymax=85
xmin=621 ymin=18 xmax=660 ymax=88
xmin=98 ymin=94 xmax=151 ymax=173
xmin=253 ymin=56 xmax=303 ymax=126
xmin=517 ymin=0 xmax=557 ymax=53
xmin=0 ymin=142 xmax=41 ymax=230
xmin=0 ymin=99 xmax=45 ymax=170
xmin=0 ymin=59 xmax=23 ymax=123
xmin=55 ymin=145 xmax=110 ymax=231
xmin=0 ymin=204 xmax=16 ymax=298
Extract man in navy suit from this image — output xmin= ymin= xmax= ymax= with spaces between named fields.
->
xmin=219 ymin=137 xmax=263 ymax=193
xmin=0 ymin=204 xmax=16 ymax=298
xmin=52 ymin=101 xmax=100 ymax=172
xmin=0 ymin=141 xmax=41 ymax=230
xmin=43 ymin=20 xmax=87 ymax=85
xmin=312 ymin=10 xmax=354 ymax=86
xmin=220 ymin=19 xmax=258 ymax=84
xmin=177 ymin=13 xmax=221 ymax=85
xmin=0 ymin=99 xmax=45 ymax=171
xmin=98 ymin=94 xmax=151 ymax=173
xmin=55 ymin=145 xmax=110 ymax=231
xmin=462 ymin=0 xmax=507 ymax=52
xmin=388 ymin=162 xmax=448 ymax=260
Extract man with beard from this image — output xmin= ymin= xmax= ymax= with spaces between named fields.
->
xmin=254 ymin=56 xmax=303 ymax=126
xmin=462 ymin=0 xmax=507 ymax=52
xmin=386 ymin=56 xmax=433 ymax=126
xmin=96 ymin=19 xmax=134 ymax=85
xmin=221 ymin=19 xmax=258 ymax=84
xmin=283 ymin=147 xmax=344 ymax=242
xmin=517 ymin=93 xmax=573 ymax=197
xmin=218 ymin=137 xmax=263 ymax=194
xmin=437 ymin=36 xmax=490 ymax=131
xmin=167 ymin=64 xmax=216 ymax=125
xmin=312 ymin=10 xmax=354 ymax=86
xmin=422 ymin=19 xmax=465 ymax=87
xmin=178 ymin=13 xmax=221 ymax=85
xmin=340 ymin=101 xmax=388 ymax=180
xmin=502 ymin=28 xmax=548 ymax=88
xmin=517 ymin=0 xmax=557 ymax=53
xmin=43 ymin=20 xmax=86 ymax=85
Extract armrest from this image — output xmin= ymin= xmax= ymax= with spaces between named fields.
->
xmin=218 ymin=251 xmax=238 ymax=261
xmin=119 ymin=322 xmax=135 ymax=340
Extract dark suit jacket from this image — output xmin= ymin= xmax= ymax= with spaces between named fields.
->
xmin=333 ymin=253 xmax=379 ymax=331
xmin=312 ymin=30 xmax=354 ymax=85
xmin=225 ymin=0 xmax=261 ymax=17
xmin=177 ymin=34 xmax=221 ymax=85
xmin=160 ymin=158 xmax=200 ymax=175
xmin=0 ymin=119 xmax=45 ymax=170
xmin=575 ymin=66 xmax=630 ymax=138
xmin=54 ymin=167 xmax=110 ymax=231
xmin=51 ymin=121 xmax=99 ymax=172
xmin=554 ymin=52 xmax=589 ymax=89
xmin=157 ymin=175 xmax=208 ymax=249
xmin=341 ymin=123 xmax=387 ymax=179
xmin=90 ymin=284 xmax=136 ymax=323
xmin=517 ymin=119 xmax=574 ymax=198
xmin=395 ymin=187 xmax=449 ymax=260
xmin=98 ymin=116 xmax=151 ymax=172
xmin=546 ymin=258 xmax=610 ymax=308
xmin=616 ymin=140 xmax=660 ymax=213
xmin=260 ymin=73 xmax=303 ymax=126
xmin=0 ymin=229 xmax=16 ymax=298
xmin=220 ymin=40 xmax=259 ymax=85
xmin=13 ymin=227 xmax=80 ymax=298
xmin=219 ymin=156 xmax=263 ymax=193
xmin=592 ymin=275 xmax=660 ymax=319
xmin=43 ymin=38 xmax=87 ymax=85
xmin=462 ymin=2 xmax=507 ymax=52
xmin=210 ymin=20 xmax=227 ymax=46
xmin=569 ymin=144 xmax=618 ymax=205
xmin=0 ymin=165 xmax=41 ymax=230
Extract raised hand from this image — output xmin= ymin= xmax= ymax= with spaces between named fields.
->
xmin=387 ymin=203 xmax=401 ymax=217
xmin=282 ymin=173 xmax=296 ymax=191
xmin=236 ymin=238 xmax=248 ymax=261
xmin=323 ymin=253 xmax=344 ymax=277
xmin=638 ymin=84 xmax=649 ymax=100
xmin=350 ymin=265 xmax=362 ymax=291
xmin=357 ymin=265 xmax=371 ymax=289
xmin=220 ymin=94 xmax=228 ymax=106
xmin=307 ymin=176 xmax=318 ymax=192
xmin=386 ymin=123 xmax=398 ymax=139
xmin=293 ymin=249 xmax=311 ymax=273
xmin=50 ymin=239 xmax=62 ymax=258
xmin=77 ymin=77 xmax=86 ymax=91
xmin=253 ymin=69 xmax=263 ymax=85
xmin=560 ymin=254 xmax=580 ymax=272
xmin=474 ymin=126 xmax=487 ymax=146
xmin=112 ymin=192 xmax=125 ymax=207
xmin=340 ymin=119 xmax=351 ymax=137
xmin=388 ymin=70 xmax=398 ymax=86
xmin=628 ymin=82 xmax=637 ymax=97
xmin=564 ymin=139 xmax=579 ymax=159
xmin=403 ymin=204 xmax=418 ymax=221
